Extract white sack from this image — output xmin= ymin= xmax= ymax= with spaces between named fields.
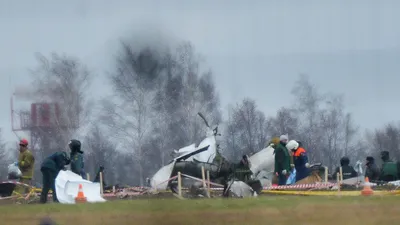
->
xmin=8 ymin=163 xmax=22 ymax=178
xmin=55 ymin=170 xmax=106 ymax=204
xmin=229 ymin=181 xmax=256 ymax=198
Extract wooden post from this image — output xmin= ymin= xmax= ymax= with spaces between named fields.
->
xmin=206 ymin=170 xmax=211 ymax=198
xmin=336 ymin=172 xmax=341 ymax=193
xmin=99 ymin=172 xmax=104 ymax=195
xmin=339 ymin=167 xmax=343 ymax=183
xmin=324 ymin=167 xmax=328 ymax=183
xmin=201 ymin=166 xmax=206 ymax=190
xmin=86 ymin=173 xmax=90 ymax=181
xmin=177 ymin=171 xmax=182 ymax=198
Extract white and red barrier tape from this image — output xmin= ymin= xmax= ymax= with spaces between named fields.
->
xmin=0 ymin=179 xmax=334 ymax=190
xmin=0 ymin=178 xmax=346 ymax=200
xmin=0 ymin=179 xmax=335 ymax=194
xmin=264 ymin=183 xmax=335 ymax=190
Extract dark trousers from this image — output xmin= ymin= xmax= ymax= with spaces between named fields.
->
xmin=40 ymin=168 xmax=59 ymax=203
xmin=295 ymin=169 xmax=309 ymax=182
xmin=278 ymin=173 xmax=287 ymax=185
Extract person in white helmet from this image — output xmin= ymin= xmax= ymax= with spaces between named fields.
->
xmin=286 ymin=140 xmax=310 ymax=182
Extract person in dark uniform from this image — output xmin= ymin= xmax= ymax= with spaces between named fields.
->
xmin=40 ymin=151 xmax=70 ymax=204
xmin=69 ymin=139 xmax=86 ymax=179
xmin=333 ymin=157 xmax=358 ymax=180
xmin=379 ymin=151 xmax=398 ymax=182
xmin=233 ymin=155 xmax=253 ymax=182
xmin=365 ymin=156 xmax=380 ymax=182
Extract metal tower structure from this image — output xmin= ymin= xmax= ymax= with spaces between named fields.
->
xmin=11 ymin=87 xmax=78 ymax=159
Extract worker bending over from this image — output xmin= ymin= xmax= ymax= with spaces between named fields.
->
xmin=40 ymin=151 xmax=70 ymax=204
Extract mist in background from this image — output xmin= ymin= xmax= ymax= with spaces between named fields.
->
xmin=0 ymin=0 xmax=399 ymax=185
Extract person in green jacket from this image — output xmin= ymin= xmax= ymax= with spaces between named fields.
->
xmin=274 ymin=135 xmax=291 ymax=185
xmin=379 ymin=151 xmax=398 ymax=182
xmin=69 ymin=139 xmax=86 ymax=179
xmin=40 ymin=151 xmax=70 ymax=204
xmin=233 ymin=155 xmax=253 ymax=182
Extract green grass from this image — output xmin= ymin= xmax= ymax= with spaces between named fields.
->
xmin=1 ymin=196 xmax=400 ymax=225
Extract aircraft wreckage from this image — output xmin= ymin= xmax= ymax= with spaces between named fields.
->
xmin=149 ymin=113 xmax=335 ymax=198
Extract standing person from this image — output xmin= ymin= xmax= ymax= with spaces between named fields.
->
xmin=286 ymin=140 xmax=310 ymax=182
xmin=333 ymin=157 xmax=358 ymax=180
xmin=40 ymin=151 xmax=70 ymax=204
xmin=268 ymin=137 xmax=280 ymax=185
xmin=68 ymin=139 xmax=86 ymax=179
xmin=267 ymin=137 xmax=280 ymax=148
xmin=379 ymin=151 xmax=398 ymax=182
xmin=15 ymin=139 xmax=35 ymax=194
xmin=274 ymin=135 xmax=291 ymax=185
xmin=365 ymin=156 xmax=380 ymax=182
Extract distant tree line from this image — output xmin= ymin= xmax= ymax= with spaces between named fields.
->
xmin=0 ymin=40 xmax=398 ymax=186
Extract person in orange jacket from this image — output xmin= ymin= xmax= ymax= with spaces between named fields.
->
xmin=286 ymin=140 xmax=310 ymax=182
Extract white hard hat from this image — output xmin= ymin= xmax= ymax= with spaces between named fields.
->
xmin=286 ymin=140 xmax=299 ymax=150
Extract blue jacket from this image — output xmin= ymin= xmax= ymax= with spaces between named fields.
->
xmin=293 ymin=147 xmax=310 ymax=181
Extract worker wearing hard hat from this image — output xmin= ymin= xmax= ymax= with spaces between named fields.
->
xmin=286 ymin=140 xmax=310 ymax=182
xmin=15 ymin=139 xmax=35 ymax=193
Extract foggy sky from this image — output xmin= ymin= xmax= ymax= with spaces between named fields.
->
xmin=1 ymin=0 xmax=399 ymax=146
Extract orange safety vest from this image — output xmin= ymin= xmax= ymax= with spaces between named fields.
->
xmin=293 ymin=147 xmax=306 ymax=157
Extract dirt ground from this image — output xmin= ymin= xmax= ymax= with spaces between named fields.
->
xmin=0 ymin=196 xmax=399 ymax=225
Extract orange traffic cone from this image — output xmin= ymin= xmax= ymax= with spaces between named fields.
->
xmin=361 ymin=177 xmax=373 ymax=196
xmin=75 ymin=184 xmax=87 ymax=203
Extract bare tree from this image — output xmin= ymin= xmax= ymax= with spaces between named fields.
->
xmin=319 ymin=94 xmax=345 ymax=168
xmin=290 ymin=74 xmax=326 ymax=162
xmin=84 ymin=125 xmax=118 ymax=185
xmin=27 ymin=53 xmax=92 ymax=182
xmin=367 ymin=123 xmax=400 ymax=161
xmin=148 ymin=42 xmax=222 ymax=165
xmin=102 ymin=41 xmax=221 ymax=185
xmin=223 ymin=98 xmax=268 ymax=159
xmin=171 ymin=43 xmax=221 ymax=144
xmin=101 ymin=43 xmax=162 ymax=186
xmin=289 ymin=75 xmax=362 ymax=168
xmin=267 ymin=107 xmax=299 ymax=138
xmin=342 ymin=113 xmax=360 ymax=160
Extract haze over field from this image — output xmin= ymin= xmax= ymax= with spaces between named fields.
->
xmin=0 ymin=0 xmax=399 ymax=185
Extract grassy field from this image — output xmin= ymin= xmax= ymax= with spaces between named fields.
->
xmin=1 ymin=196 xmax=400 ymax=225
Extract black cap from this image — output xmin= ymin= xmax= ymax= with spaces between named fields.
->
xmin=340 ymin=156 xmax=350 ymax=166
xmin=69 ymin=139 xmax=83 ymax=153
